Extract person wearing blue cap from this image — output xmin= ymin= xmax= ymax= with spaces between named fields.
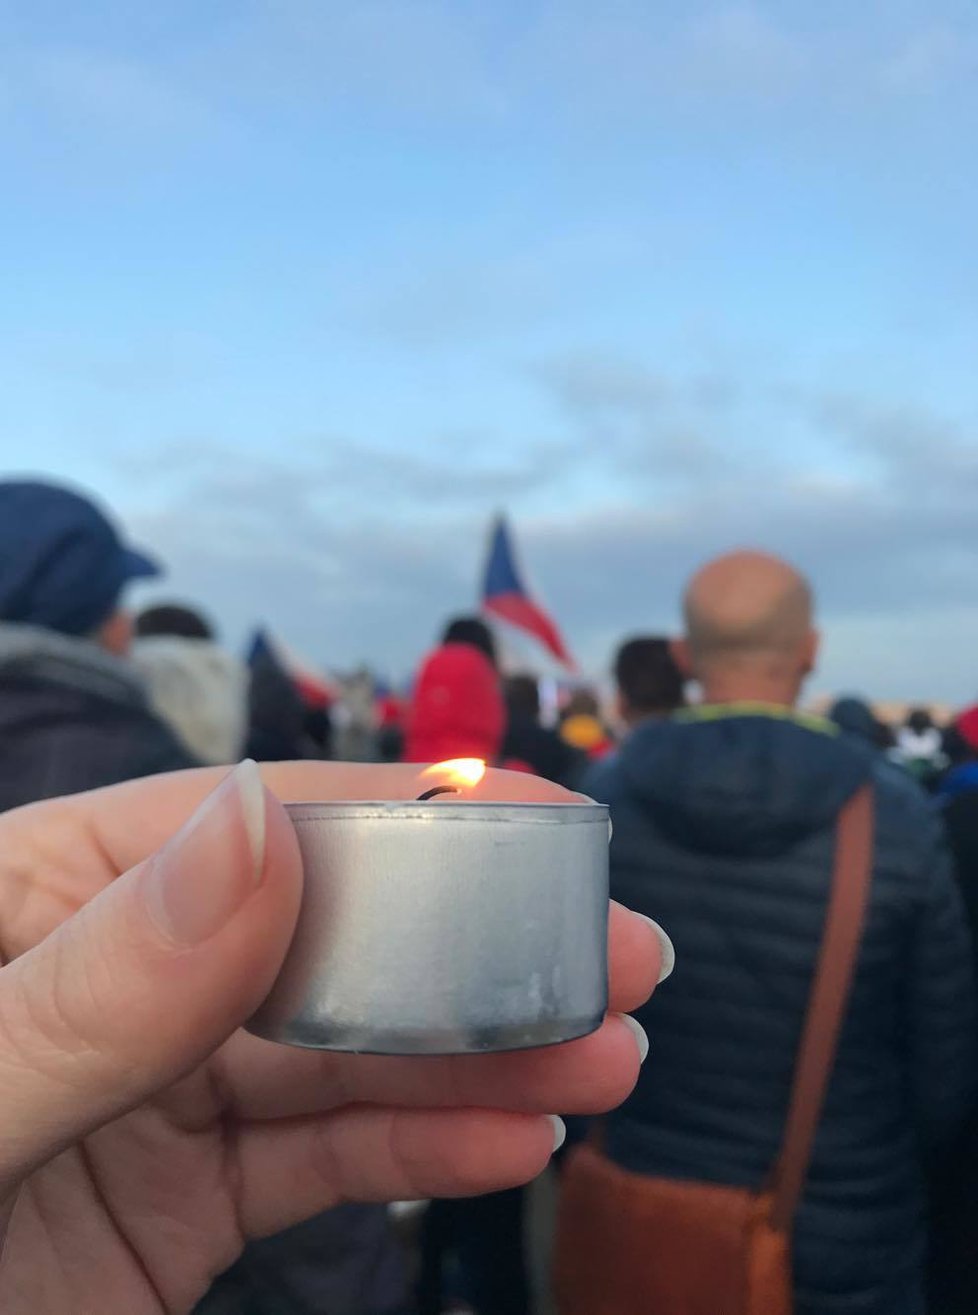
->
xmin=0 ymin=479 xmax=196 ymax=810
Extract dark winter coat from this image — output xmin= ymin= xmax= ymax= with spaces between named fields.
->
xmin=586 ymin=707 xmax=977 ymax=1315
xmin=193 ymin=1206 xmax=409 ymax=1315
xmin=0 ymin=623 xmax=195 ymax=811
xmin=501 ymin=716 xmax=586 ymax=789
xmin=929 ymin=768 xmax=978 ymax=1313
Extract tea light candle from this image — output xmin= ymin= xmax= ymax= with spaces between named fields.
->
xmin=248 ymin=762 xmax=609 ymax=1054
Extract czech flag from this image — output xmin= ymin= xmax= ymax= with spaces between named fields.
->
xmin=246 ymin=628 xmax=339 ymax=708
xmin=481 ymin=516 xmax=576 ymax=671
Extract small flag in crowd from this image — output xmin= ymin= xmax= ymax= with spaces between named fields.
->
xmin=247 ymin=628 xmax=339 ymax=707
xmin=481 ymin=515 xmax=576 ymax=670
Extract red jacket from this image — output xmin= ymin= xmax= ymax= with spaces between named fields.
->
xmin=403 ymin=642 xmax=504 ymax=765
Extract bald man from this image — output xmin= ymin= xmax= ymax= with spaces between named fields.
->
xmin=580 ymin=551 xmax=976 ymax=1315
xmin=677 ymin=549 xmax=816 ymax=705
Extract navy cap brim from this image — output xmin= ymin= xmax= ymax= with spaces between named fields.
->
xmin=120 ymin=546 xmax=162 ymax=582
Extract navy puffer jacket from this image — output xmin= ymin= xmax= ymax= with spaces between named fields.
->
xmin=587 ymin=710 xmax=977 ymax=1315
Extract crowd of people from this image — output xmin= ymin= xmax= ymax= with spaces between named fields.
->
xmin=0 ymin=476 xmax=976 ymax=1315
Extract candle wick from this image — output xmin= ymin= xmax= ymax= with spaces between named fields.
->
xmin=416 ymin=786 xmax=460 ymax=801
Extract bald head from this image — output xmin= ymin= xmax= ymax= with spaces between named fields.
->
xmin=679 ymin=551 xmax=817 ymax=704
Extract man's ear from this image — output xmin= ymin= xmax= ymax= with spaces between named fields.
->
xmin=670 ymin=637 xmax=694 ymax=680
xmin=614 ymin=690 xmax=630 ymax=730
xmin=801 ymin=628 xmax=820 ymax=678
xmin=97 ymin=611 xmax=134 ymax=658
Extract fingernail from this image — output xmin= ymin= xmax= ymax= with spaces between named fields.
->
xmin=576 ymin=793 xmax=613 ymax=841
xmin=236 ymin=758 xmax=268 ymax=880
xmin=638 ymin=914 xmax=675 ymax=984
xmin=144 ymin=760 xmax=267 ymax=947
xmin=618 ymin=1013 xmax=650 ymax=1064
xmin=549 ymin=1115 xmax=567 ymax=1153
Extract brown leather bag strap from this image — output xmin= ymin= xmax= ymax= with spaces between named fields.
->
xmin=768 ymin=785 xmax=874 ymax=1233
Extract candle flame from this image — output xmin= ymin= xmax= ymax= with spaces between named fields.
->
xmin=419 ymin=758 xmax=487 ymax=792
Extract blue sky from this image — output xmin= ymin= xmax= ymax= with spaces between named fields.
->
xmin=2 ymin=1 xmax=978 ymax=698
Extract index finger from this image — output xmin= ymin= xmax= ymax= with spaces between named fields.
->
xmin=68 ymin=762 xmax=581 ymax=879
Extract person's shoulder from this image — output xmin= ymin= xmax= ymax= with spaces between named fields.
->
xmin=580 ymin=751 xmax=622 ymax=804
xmin=69 ymin=691 xmax=200 ymax=777
xmin=120 ymin=702 xmax=201 ymax=773
xmin=870 ymin=755 xmax=935 ymax=818
xmin=869 ymin=757 xmax=950 ymax=876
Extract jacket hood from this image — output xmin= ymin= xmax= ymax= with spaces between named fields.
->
xmin=403 ymin=642 xmax=504 ymax=765
xmin=132 ymin=636 xmax=248 ymax=765
xmin=617 ymin=705 xmax=874 ymax=857
xmin=829 ymin=696 xmax=884 ymax=747
xmin=0 ymin=621 xmax=146 ymax=710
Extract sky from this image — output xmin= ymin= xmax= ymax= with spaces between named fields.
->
xmin=2 ymin=1 xmax=978 ymax=698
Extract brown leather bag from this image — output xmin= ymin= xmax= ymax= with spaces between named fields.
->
xmin=554 ymin=786 xmax=874 ymax=1315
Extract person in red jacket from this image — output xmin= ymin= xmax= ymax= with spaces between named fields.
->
xmin=404 ymin=618 xmax=505 ymax=766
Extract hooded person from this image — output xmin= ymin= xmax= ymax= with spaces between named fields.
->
xmin=0 ymin=480 xmax=196 ymax=809
xmin=133 ymin=605 xmax=248 ymax=767
xmin=403 ymin=640 xmax=505 ymax=766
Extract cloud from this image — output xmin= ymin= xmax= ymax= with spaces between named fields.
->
xmin=1 ymin=46 xmax=221 ymax=149
xmin=116 ymin=361 xmax=978 ymax=701
xmin=7 ymin=2 xmax=975 ymax=165
xmin=878 ymin=24 xmax=978 ymax=95
xmin=118 ymin=433 xmax=564 ymax=516
xmin=340 ymin=222 xmax=652 ymax=349
xmin=678 ymin=5 xmax=808 ymax=98
xmin=802 ymin=391 xmax=978 ymax=502
xmin=129 ymin=470 xmax=476 ymax=676
xmin=537 ymin=354 xmax=670 ymax=416
xmin=532 ymin=350 xmax=745 ymax=485
xmin=345 ymin=254 xmax=563 ymax=348
xmin=122 ymin=432 xmax=565 ymax=671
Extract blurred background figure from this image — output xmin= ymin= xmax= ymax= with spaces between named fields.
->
xmin=334 ymin=665 xmax=376 ymax=762
xmin=584 ymin=637 xmax=686 ymax=799
xmin=937 ymin=706 xmax=978 ymax=936
xmin=613 ymin=635 xmax=686 ymax=733
xmin=929 ymin=703 xmax=978 ymax=1314
xmin=374 ymin=680 xmax=407 ymax=763
xmin=827 ymin=696 xmax=923 ymax=797
xmin=195 ymin=1207 xmax=411 ymax=1315
xmin=441 ymin=615 xmax=498 ymax=668
xmin=245 ymin=628 xmax=335 ymax=762
xmin=828 ymin=694 xmax=893 ymax=752
xmin=133 ymin=603 xmax=248 ymax=766
xmin=501 ymin=673 xmax=584 ymax=788
xmin=403 ymin=616 xmax=504 ymax=765
xmin=893 ymin=706 xmax=948 ymax=787
xmin=558 ymin=689 xmax=614 ymax=761
xmin=0 ymin=479 xmax=194 ymax=810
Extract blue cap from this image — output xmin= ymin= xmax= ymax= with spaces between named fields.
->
xmin=0 ymin=480 xmax=161 ymax=635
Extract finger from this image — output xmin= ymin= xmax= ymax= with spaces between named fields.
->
xmin=233 ymin=1107 xmax=562 ymax=1239
xmin=219 ymin=1012 xmax=645 ymax=1121
xmin=76 ymin=762 xmax=580 ymax=877
xmin=11 ymin=768 xmax=643 ymax=996
xmin=0 ymin=763 xmax=302 ymax=1185
xmin=608 ymin=900 xmax=662 ymax=1011
xmin=217 ymin=902 xmax=661 ymax=1122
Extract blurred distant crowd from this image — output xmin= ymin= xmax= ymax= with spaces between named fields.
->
xmin=2 ymin=478 xmax=977 ymax=1315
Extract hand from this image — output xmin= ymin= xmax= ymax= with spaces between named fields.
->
xmin=0 ymin=761 xmax=661 ymax=1314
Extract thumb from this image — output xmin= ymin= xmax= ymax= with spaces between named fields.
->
xmin=0 ymin=761 xmax=302 ymax=1187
